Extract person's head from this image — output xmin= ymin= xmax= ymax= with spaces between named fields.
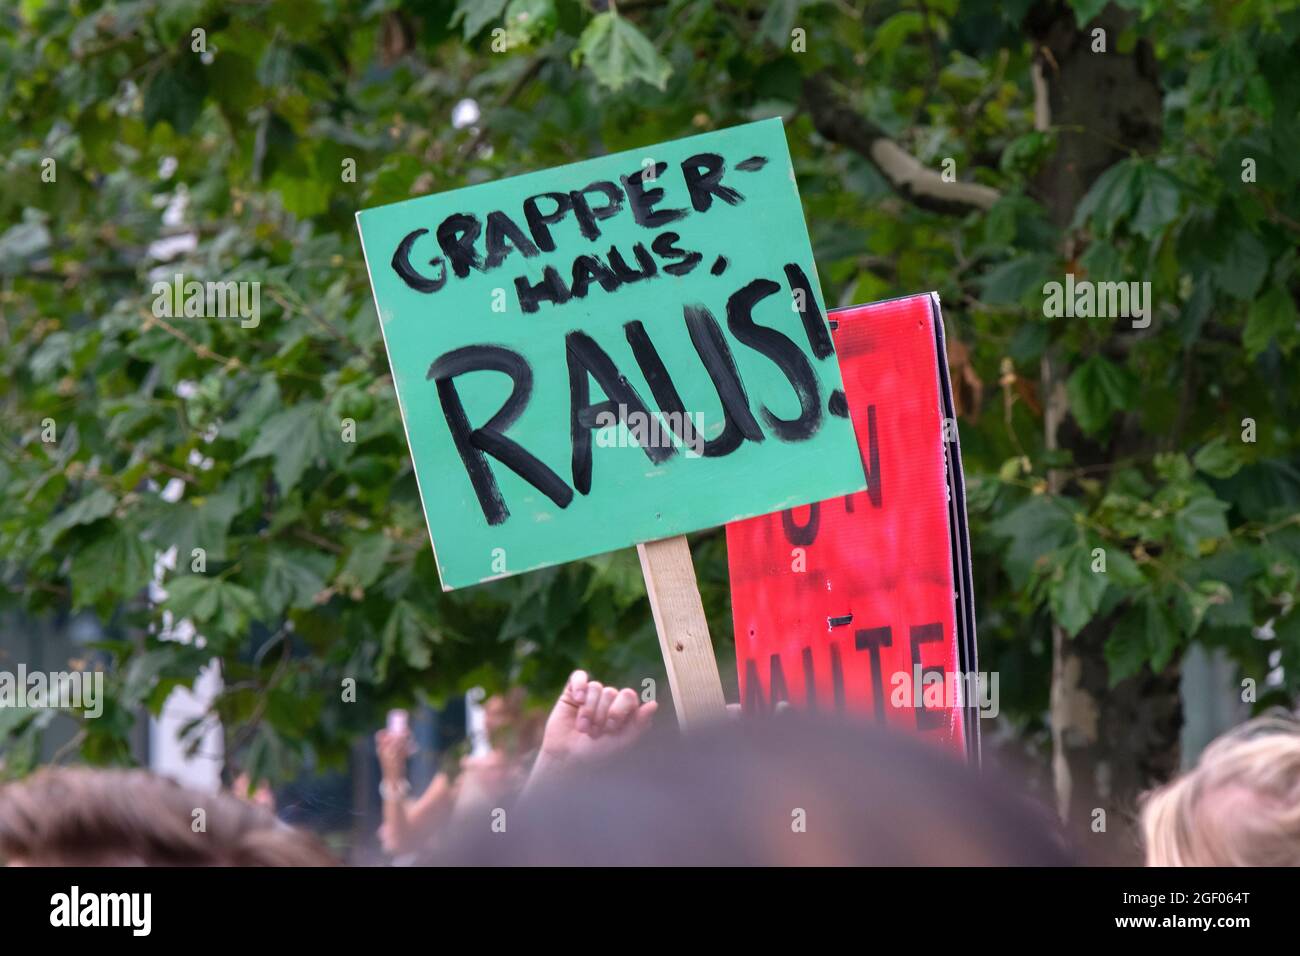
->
xmin=483 ymin=688 xmax=525 ymax=737
xmin=1141 ymin=709 xmax=1300 ymax=866
xmin=483 ymin=687 xmax=544 ymax=756
xmin=434 ymin=713 xmax=1074 ymax=866
xmin=0 ymin=767 xmax=336 ymax=866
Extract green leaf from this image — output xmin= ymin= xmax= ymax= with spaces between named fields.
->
xmin=236 ymin=403 xmax=329 ymax=493
xmin=1243 ymin=283 xmax=1299 ymax=358
xmin=1066 ymin=355 xmax=1137 ymax=436
xmin=1104 ymin=605 xmax=1148 ymax=685
xmin=339 ymin=532 xmax=394 ymax=591
xmin=1275 ymin=606 xmax=1300 ymax=653
xmin=267 ymin=682 xmax=323 ymax=735
xmin=1204 ymin=583 xmax=1253 ymax=630
xmin=583 ymin=551 xmax=646 ymax=611
xmin=1104 ymin=597 xmax=1178 ymax=685
xmin=1096 ymin=543 xmax=1145 ymax=587
xmin=1172 ymin=496 xmax=1230 ymax=555
xmin=1193 ymin=436 xmax=1244 ymax=479
xmin=0 ymin=213 xmax=52 ymax=276
xmin=573 ymin=12 xmax=671 ymax=92
xmin=1214 ymin=459 xmax=1300 ymax=522
xmin=1070 ymin=0 xmax=1109 ymax=25
xmin=1077 ymin=240 xmax=1123 ymax=285
xmin=42 ymin=487 xmax=117 ymax=549
xmin=1213 ymin=228 xmax=1268 ymax=301
xmin=451 ymin=0 xmax=509 ymax=40
xmin=1000 ymin=130 xmax=1057 ymax=177
xmin=220 ymin=375 xmax=282 ymax=442
xmin=1175 ymin=274 xmax=1213 ymax=346
xmin=1153 ymin=452 xmax=1193 ymax=484
xmin=268 ymin=165 xmax=332 ymax=219
xmin=164 ymin=576 xmax=262 ymax=638
xmin=165 ymin=575 xmax=222 ymax=622
xmin=121 ymin=650 xmax=174 ymax=709
xmin=1181 ymin=579 xmax=1232 ymax=635
xmin=70 ymin=528 xmax=153 ymax=608
xmin=867 ymin=11 xmax=926 ymax=58
xmin=1071 ymin=159 xmax=1139 ymax=235
xmin=380 ymin=601 xmax=439 ymax=677
xmin=502 ymin=0 xmax=556 ymax=47
xmin=1050 ymin=545 xmax=1108 ymax=636
xmin=143 ymin=56 xmax=209 ymax=133
xmin=990 ymin=495 xmax=1079 ymax=588
xmin=255 ymin=547 xmax=332 ymax=615
xmin=757 ymin=0 xmax=811 ymax=47
xmin=207 ymin=51 xmax=262 ymax=119
xmin=1145 ymin=597 xmax=1179 ymax=673
xmin=978 ymin=253 xmax=1052 ymax=307
xmin=143 ymin=494 xmax=240 ymax=563
xmin=1130 ymin=167 xmax=1183 ymax=238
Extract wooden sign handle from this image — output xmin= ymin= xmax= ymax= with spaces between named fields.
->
xmin=637 ymin=535 xmax=727 ymax=730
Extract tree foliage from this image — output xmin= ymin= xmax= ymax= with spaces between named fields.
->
xmin=1 ymin=0 xmax=1298 ymax=783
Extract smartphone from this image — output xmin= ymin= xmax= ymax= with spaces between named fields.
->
xmin=386 ymin=709 xmax=409 ymax=736
xmin=466 ymin=689 xmax=491 ymax=757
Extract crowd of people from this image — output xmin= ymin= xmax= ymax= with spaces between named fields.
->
xmin=373 ymin=674 xmax=657 ymax=857
xmin=1 ymin=670 xmax=1297 ymax=866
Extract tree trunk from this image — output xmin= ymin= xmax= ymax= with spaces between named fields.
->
xmin=1028 ymin=1 xmax=1179 ymax=862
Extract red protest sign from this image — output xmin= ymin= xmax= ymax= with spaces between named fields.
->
xmin=726 ymin=293 xmax=979 ymax=757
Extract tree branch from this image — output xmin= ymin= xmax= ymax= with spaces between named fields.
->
xmin=802 ymin=72 xmax=1001 ymax=216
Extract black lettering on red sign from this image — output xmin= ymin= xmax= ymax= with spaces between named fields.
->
xmin=910 ymin=622 xmax=946 ymax=731
xmin=854 ymin=625 xmax=892 ymax=722
xmin=863 ymin=404 xmax=882 ymax=508
xmin=801 ymin=647 xmax=816 ymax=712
xmin=780 ymin=503 xmax=820 ymax=546
xmin=742 ymin=654 xmax=792 ymax=715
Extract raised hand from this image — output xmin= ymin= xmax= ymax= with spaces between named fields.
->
xmin=538 ymin=669 xmax=658 ymax=768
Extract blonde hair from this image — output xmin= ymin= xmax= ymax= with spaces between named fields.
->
xmin=1141 ymin=710 xmax=1300 ymax=866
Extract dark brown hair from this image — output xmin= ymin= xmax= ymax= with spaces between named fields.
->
xmin=0 ymin=767 xmax=336 ymax=866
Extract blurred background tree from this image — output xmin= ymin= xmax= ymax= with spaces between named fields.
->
xmin=1 ymin=0 xmax=1297 ymax=857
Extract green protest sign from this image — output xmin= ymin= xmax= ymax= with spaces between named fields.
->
xmin=357 ymin=119 xmax=865 ymax=590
